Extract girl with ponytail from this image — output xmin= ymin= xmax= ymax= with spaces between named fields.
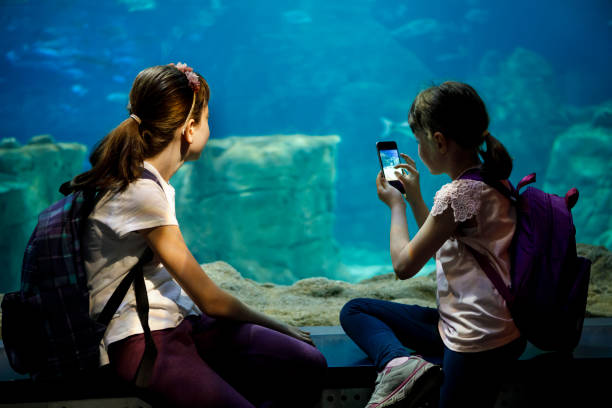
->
xmin=78 ymin=63 xmax=326 ymax=407
xmin=340 ymin=81 xmax=524 ymax=408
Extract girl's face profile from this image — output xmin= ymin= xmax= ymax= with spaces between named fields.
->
xmin=186 ymin=105 xmax=210 ymax=161
xmin=415 ymin=131 xmax=433 ymax=169
xmin=416 ymin=130 xmax=443 ymax=175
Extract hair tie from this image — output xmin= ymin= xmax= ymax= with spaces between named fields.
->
xmin=130 ymin=114 xmax=142 ymax=125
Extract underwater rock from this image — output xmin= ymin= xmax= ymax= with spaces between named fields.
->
xmin=476 ymin=47 xmax=567 ymax=181
xmin=173 ymin=134 xmax=341 ymax=285
xmin=27 ymin=134 xmax=55 ymax=145
xmin=167 ymin=243 xmax=612 ymax=326
xmin=0 ymin=138 xmax=20 ymax=149
xmin=579 ymin=244 xmax=612 ymax=317
xmin=0 ymin=140 xmax=87 ymax=292
xmin=200 ymin=259 xmax=438 ymax=327
xmin=591 ymin=102 xmax=612 ymax=129
xmin=543 ymin=113 xmax=612 ymax=249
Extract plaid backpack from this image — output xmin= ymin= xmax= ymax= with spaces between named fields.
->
xmin=459 ymin=170 xmax=591 ymax=352
xmin=1 ymin=169 xmax=160 ymax=385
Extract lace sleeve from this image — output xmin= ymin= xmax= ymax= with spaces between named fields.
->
xmin=431 ymin=179 xmax=484 ymax=222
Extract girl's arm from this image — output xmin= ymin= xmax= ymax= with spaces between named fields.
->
xmin=407 ymin=195 xmax=429 ymax=229
xmin=395 ymin=153 xmax=428 ymax=228
xmin=377 ymin=172 xmax=458 ymax=280
xmin=140 ymin=225 xmax=314 ymax=345
xmin=391 ymin=205 xmax=457 ymax=280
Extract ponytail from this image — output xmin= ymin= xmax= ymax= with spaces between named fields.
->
xmin=71 ymin=118 xmax=146 ymax=193
xmin=479 ymin=132 xmax=513 ymax=181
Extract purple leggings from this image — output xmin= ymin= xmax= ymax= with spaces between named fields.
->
xmin=108 ymin=314 xmax=327 ymax=408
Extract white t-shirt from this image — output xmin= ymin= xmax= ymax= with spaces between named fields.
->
xmin=84 ymin=161 xmax=198 ymax=365
xmin=431 ymin=172 xmax=521 ymax=353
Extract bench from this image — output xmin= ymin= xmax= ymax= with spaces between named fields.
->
xmin=2 ymin=318 xmax=611 ymax=407
xmin=309 ymin=318 xmax=612 ymax=408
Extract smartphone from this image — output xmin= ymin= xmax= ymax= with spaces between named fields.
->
xmin=376 ymin=141 xmax=405 ymax=193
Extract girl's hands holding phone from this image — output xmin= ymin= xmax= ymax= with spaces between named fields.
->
xmin=394 ymin=153 xmax=423 ymax=206
xmin=376 ymin=171 xmax=405 ymax=208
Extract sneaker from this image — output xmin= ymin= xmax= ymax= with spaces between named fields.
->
xmin=366 ymin=356 xmax=442 ymax=408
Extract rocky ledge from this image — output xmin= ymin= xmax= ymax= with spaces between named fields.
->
xmin=0 ymin=244 xmax=610 ymax=334
xmin=200 ymin=243 xmax=612 ymax=326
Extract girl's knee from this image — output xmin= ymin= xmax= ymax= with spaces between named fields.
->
xmin=339 ymin=297 xmax=370 ymax=322
xmin=295 ymin=341 xmax=328 ymax=372
xmin=310 ymin=346 xmax=328 ymax=371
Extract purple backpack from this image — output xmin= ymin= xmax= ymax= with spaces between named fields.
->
xmin=459 ymin=170 xmax=591 ymax=352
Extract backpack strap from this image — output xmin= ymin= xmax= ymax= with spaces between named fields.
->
xmin=458 ymin=168 xmax=521 ymax=307
xmin=465 ymin=246 xmax=515 ymax=307
xmin=459 ymin=168 xmax=520 ymax=203
xmin=96 ymin=248 xmax=154 ymax=326
xmin=140 ymin=168 xmax=163 ymax=189
xmin=132 ymin=247 xmax=158 ymax=388
xmin=95 ymin=167 xmax=164 ymax=388
xmin=132 ymin=167 xmax=163 ymax=388
xmin=95 ymin=247 xmax=156 ymax=388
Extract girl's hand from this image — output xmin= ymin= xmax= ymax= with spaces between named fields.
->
xmin=376 ymin=171 xmax=405 ymax=208
xmin=394 ymin=153 xmax=423 ymax=205
xmin=283 ymin=325 xmax=315 ymax=346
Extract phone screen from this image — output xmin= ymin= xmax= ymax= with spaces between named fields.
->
xmin=379 ymin=149 xmax=401 ymax=181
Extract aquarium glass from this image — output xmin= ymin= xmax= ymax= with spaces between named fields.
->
xmin=0 ymin=0 xmax=610 ymax=290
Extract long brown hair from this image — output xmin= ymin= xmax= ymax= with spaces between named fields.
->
xmin=408 ymin=81 xmax=513 ymax=180
xmin=71 ymin=64 xmax=210 ymax=192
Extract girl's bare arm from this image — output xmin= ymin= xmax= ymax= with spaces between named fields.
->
xmin=140 ymin=225 xmax=314 ymax=345
xmin=390 ymin=205 xmax=457 ymax=280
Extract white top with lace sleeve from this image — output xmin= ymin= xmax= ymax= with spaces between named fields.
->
xmin=84 ymin=161 xmax=199 ymax=365
xmin=431 ymin=176 xmax=521 ymax=352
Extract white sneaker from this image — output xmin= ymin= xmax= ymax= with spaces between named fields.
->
xmin=366 ymin=356 xmax=442 ymax=408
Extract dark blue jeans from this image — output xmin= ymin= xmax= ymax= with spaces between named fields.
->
xmin=340 ymin=298 xmax=526 ymax=408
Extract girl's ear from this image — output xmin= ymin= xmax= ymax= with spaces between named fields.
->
xmin=182 ymin=118 xmax=196 ymax=144
xmin=432 ymin=131 xmax=448 ymax=154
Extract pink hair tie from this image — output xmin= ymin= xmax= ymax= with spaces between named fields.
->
xmin=169 ymin=62 xmax=201 ymax=93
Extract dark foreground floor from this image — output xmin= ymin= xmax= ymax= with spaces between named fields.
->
xmin=1 ymin=318 xmax=611 ymax=407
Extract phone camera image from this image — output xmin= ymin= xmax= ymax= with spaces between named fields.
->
xmin=380 ymin=150 xmax=400 ymax=181
xmin=376 ymin=141 xmax=405 ymax=194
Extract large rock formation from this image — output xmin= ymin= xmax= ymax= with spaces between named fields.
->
xmin=0 ymin=136 xmax=88 ymax=292
xmin=475 ymin=47 xmax=568 ymax=182
xmin=543 ymin=102 xmax=612 ymax=249
xmin=173 ymin=134 xmax=341 ymax=284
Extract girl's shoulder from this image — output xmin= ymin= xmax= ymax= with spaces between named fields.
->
xmin=431 ymin=179 xmax=487 ymax=223
xmin=96 ymin=177 xmax=169 ymax=215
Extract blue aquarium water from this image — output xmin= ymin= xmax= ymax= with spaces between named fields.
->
xmin=0 ymin=0 xmax=610 ymax=289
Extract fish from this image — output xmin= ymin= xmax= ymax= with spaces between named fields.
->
xmin=465 ymin=8 xmax=489 ymax=24
xmin=380 ymin=117 xmax=415 ymax=141
xmin=435 ymin=46 xmax=467 ymax=62
xmin=71 ymin=84 xmax=88 ymax=96
xmin=391 ymin=18 xmax=439 ymax=39
xmin=283 ymin=10 xmax=312 ymax=24
xmin=106 ymin=92 xmax=129 ymax=103
xmin=118 ymin=0 xmax=156 ymax=12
